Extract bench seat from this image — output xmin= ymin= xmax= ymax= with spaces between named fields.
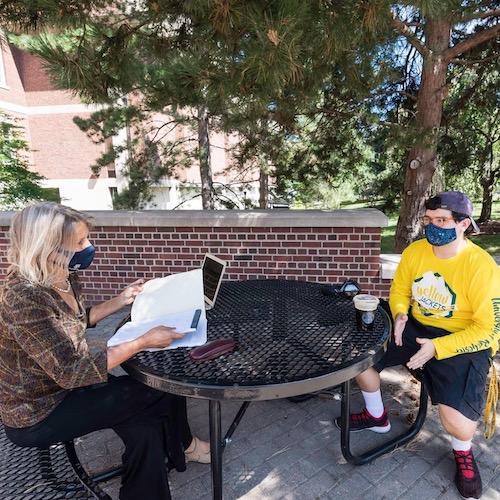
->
xmin=0 ymin=421 xmax=113 ymax=499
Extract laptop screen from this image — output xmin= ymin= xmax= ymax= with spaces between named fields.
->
xmin=202 ymin=254 xmax=227 ymax=308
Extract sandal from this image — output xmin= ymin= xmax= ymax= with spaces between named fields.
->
xmin=185 ymin=436 xmax=211 ymax=464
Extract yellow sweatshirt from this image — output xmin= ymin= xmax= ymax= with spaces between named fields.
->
xmin=389 ymin=238 xmax=500 ymax=360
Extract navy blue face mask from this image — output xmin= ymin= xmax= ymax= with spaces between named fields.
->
xmin=69 ymin=245 xmax=95 ymax=271
xmin=424 ymin=223 xmax=457 ymax=247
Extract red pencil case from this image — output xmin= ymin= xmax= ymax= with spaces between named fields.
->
xmin=189 ymin=338 xmax=235 ymax=362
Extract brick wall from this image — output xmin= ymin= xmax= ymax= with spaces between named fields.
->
xmin=28 ymin=113 xmax=105 ymax=179
xmin=0 ymin=209 xmax=392 ymax=305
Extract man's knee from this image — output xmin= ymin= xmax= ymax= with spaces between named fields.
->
xmin=355 ymin=367 xmax=381 ymax=392
xmin=438 ymin=404 xmax=477 ymax=439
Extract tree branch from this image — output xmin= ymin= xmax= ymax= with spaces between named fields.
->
xmin=460 ymin=9 xmax=500 ymax=23
xmin=379 ymin=120 xmax=403 ymax=128
xmin=371 ymin=89 xmax=418 ymax=101
xmin=390 ymin=10 xmax=429 ymax=57
xmin=448 ymin=66 xmax=487 ymax=113
xmin=406 ymin=21 xmax=425 ymax=29
xmin=451 ymin=53 xmax=500 ymax=66
xmin=446 ymin=22 xmax=500 ymax=60
xmin=305 ymin=107 xmax=353 ymax=118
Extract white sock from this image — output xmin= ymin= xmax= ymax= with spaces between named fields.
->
xmin=361 ymin=390 xmax=384 ymax=418
xmin=451 ymin=437 xmax=472 ymax=452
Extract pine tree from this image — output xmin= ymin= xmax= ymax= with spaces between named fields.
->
xmin=1 ymin=1 xmax=498 ymax=245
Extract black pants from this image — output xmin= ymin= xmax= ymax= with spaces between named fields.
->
xmin=5 ymin=375 xmax=193 ymax=500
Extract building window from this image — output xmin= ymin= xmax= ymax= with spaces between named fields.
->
xmin=105 ymin=137 xmax=116 ymax=177
xmin=109 ymin=187 xmax=118 ymax=208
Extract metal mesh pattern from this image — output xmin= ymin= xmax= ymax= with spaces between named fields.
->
xmin=0 ymin=423 xmax=94 ymax=499
xmin=126 ymin=280 xmax=389 ymax=389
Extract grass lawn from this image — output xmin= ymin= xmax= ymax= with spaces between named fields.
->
xmin=379 ymin=201 xmax=500 ymax=255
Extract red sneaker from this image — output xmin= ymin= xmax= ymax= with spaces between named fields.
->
xmin=335 ymin=408 xmax=391 ymax=433
xmin=453 ymin=449 xmax=482 ymax=499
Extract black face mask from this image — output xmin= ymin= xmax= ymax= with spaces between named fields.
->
xmin=69 ymin=245 xmax=95 ymax=271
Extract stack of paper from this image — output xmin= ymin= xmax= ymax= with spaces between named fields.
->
xmin=107 ymin=269 xmax=207 ymax=351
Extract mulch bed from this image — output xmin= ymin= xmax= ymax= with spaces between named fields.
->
xmin=477 ymin=220 xmax=500 ymax=235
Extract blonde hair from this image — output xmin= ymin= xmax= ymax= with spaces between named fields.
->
xmin=7 ymin=202 xmax=94 ymax=287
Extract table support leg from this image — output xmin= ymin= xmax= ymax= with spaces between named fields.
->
xmin=223 ymin=402 xmax=251 ymax=449
xmin=209 ymin=400 xmax=223 ymax=500
xmin=340 ymin=378 xmax=428 ymax=465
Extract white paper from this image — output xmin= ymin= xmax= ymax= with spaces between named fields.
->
xmin=131 ymin=269 xmax=205 ymax=322
xmin=108 ymin=269 xmax=207 ymax=350
xmin=107 ymin=311 xmax=207 ymax=351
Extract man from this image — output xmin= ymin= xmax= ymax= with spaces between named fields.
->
xmin=339 ymin=191 xmax=500 ymax=499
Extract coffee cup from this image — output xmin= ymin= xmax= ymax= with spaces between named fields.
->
xmin=353 ymin=294 xmax=380 ymax=331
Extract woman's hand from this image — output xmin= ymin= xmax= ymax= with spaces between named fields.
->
xmin=139 ymin=326 xmax=185 ymax=350
xmin=107 ymin=326 xmax=185 ymax=370
xmin=393 ymin=312 xmax=408 ymax=346
xmin=90 ymin=279 xmax=145 ymax=326
xmin=118 ymin=279 xmax=145 ymax=307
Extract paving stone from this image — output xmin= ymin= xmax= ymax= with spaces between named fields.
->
xmin=293 ymin=447 xmax=339 ymax=479
xmin=390 ymin=456 xmax=433 ymax=487
xmin=398 ymin=476 xmax=448 ymax=499
xmin=290 ymin=468 xmax=348 ymax=499
xmin=327 ymin=470 xmax=375 ymax=498
xmin=345 ymin=455 xmax=399 ymax=484
xmin=361 ymin=475 xmax=408 ymax=499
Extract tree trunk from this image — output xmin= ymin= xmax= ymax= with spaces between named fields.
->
xmin=197 ymin=106 xmax=214 ymax=210
xmin=480 ymin=183 xmax=493 ymax=223
xmin=259 ymin=164 xmax=268 ymax=209
xmin=479 ymin=145 xmax=495 ymax=222
xmin=394 ymin=17 xmax=452 ymax=252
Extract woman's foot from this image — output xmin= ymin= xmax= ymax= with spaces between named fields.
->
xmin=185 ymin=436 xmax=211 ymax=464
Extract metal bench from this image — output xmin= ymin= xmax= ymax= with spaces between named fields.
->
xmin=339 ymin=365 xmax=428 ymax=464
xmin=0 ymin=420 xmax=121 ymax=499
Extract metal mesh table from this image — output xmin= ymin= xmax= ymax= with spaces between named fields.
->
xmin=123 ymin=279 xmax=389 ymax=398
xmin=122 ymin=279 xmax=391 ymax=499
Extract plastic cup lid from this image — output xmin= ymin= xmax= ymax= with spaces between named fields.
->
xmin=353 ymin=294 xmax=380 ymax=311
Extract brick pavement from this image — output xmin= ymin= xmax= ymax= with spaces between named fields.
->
xmin=79 ymin=310 xmax=500 ymax=500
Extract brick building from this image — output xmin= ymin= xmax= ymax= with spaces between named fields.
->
xmin=0 ymin=36 xmax=259 ymax=210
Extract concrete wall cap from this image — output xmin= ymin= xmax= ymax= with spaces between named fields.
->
xmin=0 ymin=208 xmax=388 ymax=228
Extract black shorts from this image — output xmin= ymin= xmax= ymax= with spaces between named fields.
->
xmin=375 ymin=314 xmax=491 ymax=421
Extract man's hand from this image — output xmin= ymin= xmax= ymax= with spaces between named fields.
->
xmin=406 ymin=338 xmax=436 ymax=370
xmin=393 ymin=312 xmax=408 ymax=346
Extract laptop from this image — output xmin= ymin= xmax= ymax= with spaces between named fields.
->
xmin=202 ymin=253 xmax=227 ymax=309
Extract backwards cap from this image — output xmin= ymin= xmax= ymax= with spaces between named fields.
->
xmin=425 ymin=191 xmax=480 ymax=232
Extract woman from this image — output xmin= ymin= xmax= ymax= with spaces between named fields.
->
xmin=0 ymin=202 xmax=209 ymax=500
